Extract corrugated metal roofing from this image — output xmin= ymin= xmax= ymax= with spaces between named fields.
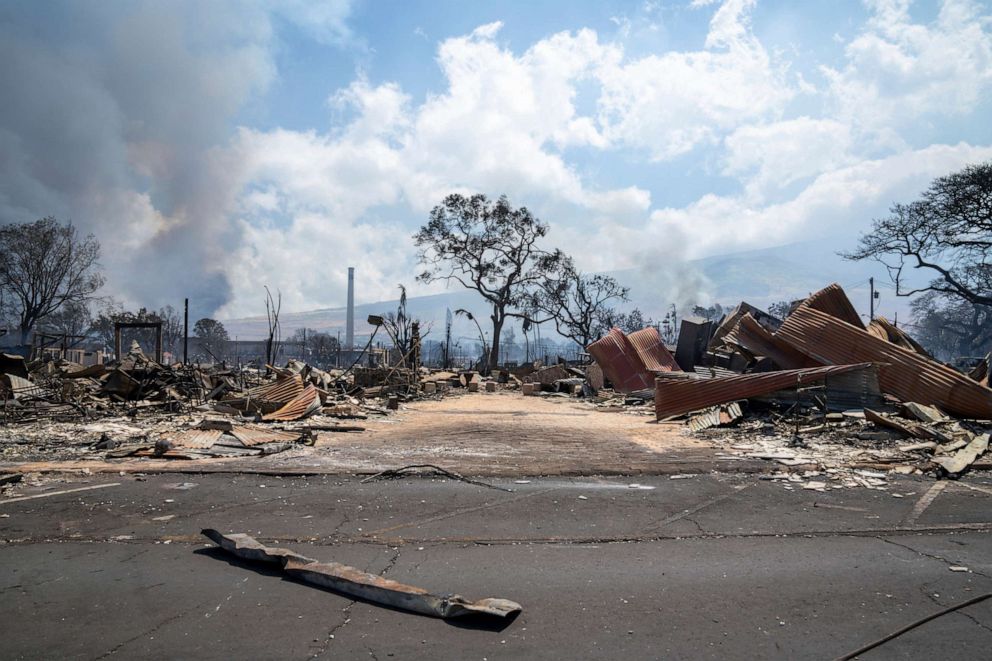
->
xmin=627 ymin=327 xmax=681 ymax=372
xmin=655 ymin=363 xmax=873 ymax=419
xmin=801 ymin=283 xmax=864 ymax=328
xmin=867 ymin=317 xmax=932 ymax=357
xmin=723 ymin=314 xmax=822 ymax=370
xmin=222 ymin=374 xmax=305 ymax=412
xmin=709 ymin=302 xmax=782 ymax=350
xmin=168 ymin=428 xmax=225 ymax=449
xmin=776 ymin=305 xmax=992 ymax=420
xmin=261 ymin=384 xmax=321 ymax=421
xmin=229 ymin=425 xmax=303 ymax=446
xmin=587 ymin=329 xmax=654 ymax=393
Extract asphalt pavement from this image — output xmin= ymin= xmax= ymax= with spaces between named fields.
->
xmin=2 ymin=471 xmax=992 ymax=659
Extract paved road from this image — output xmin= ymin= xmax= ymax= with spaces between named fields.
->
xmin=3 ymin=472 xmax=992 ymax=659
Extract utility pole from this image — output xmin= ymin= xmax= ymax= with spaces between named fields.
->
xmin=183 ymin=298 xmax=189 ymax=365
xmin=869 ymin=277 xmax=875 ymax=320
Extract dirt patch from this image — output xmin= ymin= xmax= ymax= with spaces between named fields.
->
xmin=308 ymin=391 xmax=747 ymax=476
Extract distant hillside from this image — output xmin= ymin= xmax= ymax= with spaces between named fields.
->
xmin=222 ymin=239 xmax=923 ymax=340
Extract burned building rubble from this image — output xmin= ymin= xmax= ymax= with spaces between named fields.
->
xmin=579 ymin=283 xmax=992 ymax=480
xmin=1 ymin=282 xmax=990 ymax=484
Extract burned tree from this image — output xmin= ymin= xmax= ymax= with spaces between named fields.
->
xmin=42 ymin=300 xmax=92 ymax=343
xmin=158 ymin=305 xmax=184 ymax=356
xmin=194 ymin=317 xmax=229 ymax=360
xmin=529 ymin=260 xmax=629 ymax=347
xmin=845 ymin=161 xmax=991 ymax=355
xmin=415 ymin=194 xmax=566 ymax=371
xmin=0 ymin=217 xmax=104 ymax=344
xmin=289 ymin=327 xmax=339 ymax=366
xmin=382 ymin=284 xmax=417 ymax=361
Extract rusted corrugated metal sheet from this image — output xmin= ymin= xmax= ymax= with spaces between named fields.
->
xmin=802 ymin=283 xmax=864 ymax=328
xmin=723 ymin=314 xmax=822 ymax=369
xmin=587 ymin=329 xmax=654 ymax=393
xmin=776 ymin=305 xmax=992 ymax=420
xmin=167 ymin=428 xmax=225 ymax=449
xmin=223 ymin=374 xmax=304 ymax=413
xmin=229 ymin=425 xmax=303 ymax=446
xmin=655 ymin=363 xmax=873 ymax=419
xmin=867 ymin=317 xmax=932 ymax=357
xmin=261 ymin=384 xmax=321 ymax=421
xmin=709 ymin=302 xmax=781 ymax=350
xmin=628 ymin=327 xmax=680 ymax=372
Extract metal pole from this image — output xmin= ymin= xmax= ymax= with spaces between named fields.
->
xmin=869 ymin=277 xmax=875 ymax=320
xmin=183 ymin=298 xmax=189 ymax=365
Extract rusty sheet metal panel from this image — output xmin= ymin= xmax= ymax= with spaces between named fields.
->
xmin=752 ymin=365 xmax=884 ymax=411
xmin=223 ymin=374 xmax=305 ymax=413
xmin=261 ymin=384 xmax=321 ymax=421
xmin=250 ymin=374 xmax=305 ymax=402
xmin=587 ymin=329 xmax=654 ymax=393
xmin=777 ymin=306 xmax=992 ymax=420
xmin=724 ymin=314 xmax=822 ymax=370
xmin=801 ymin=283 xmax=864 ymax=328
xmin=655 ymin=363 xmax=873 ymax=419
xmin=202 ymin=530 xmax=522 ymax=619
xmin=229 ymin=425 xmax=302 ymax=446
xmin=167 ymin=428 xmax=225 ymax=449
xmin=709 ymin=302 xmax=781 ymax=350
xmin=867 ymin=317 xmax=932 ymax=357
xmin=628 ymin=327 xmax=681 ymax=372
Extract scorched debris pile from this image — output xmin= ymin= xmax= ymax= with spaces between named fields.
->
xmin=0 ymin=344 xmax=459 ymax=461
xmin=585 ymin=284 xmax=992 ymax=476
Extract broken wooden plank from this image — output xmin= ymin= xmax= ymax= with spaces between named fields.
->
xmin=202 ymin=529 xmax=522 ymax=619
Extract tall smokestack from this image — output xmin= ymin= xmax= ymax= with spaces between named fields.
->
xmin=345 ymin=266 xmax=355 ymax=350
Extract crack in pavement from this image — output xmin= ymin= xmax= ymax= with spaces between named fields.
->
xmin=7 ymin=521 xmax=992 ymax=549
xmin=682 ymin=516 xmax=706 ymax=534
xmin=309 ymin=550 xmax=387 ymax=659
xmin=379 ymin=547 xmax=401 ymax=576
xmin=331 ymin=508 xmax=352 ymax=537
xmin=91 ymin=607 xmax=192 ymax=660
xmin=879 ymin=535 xmax=992 ymax=634
xmin=918 ymin=579 xmax=992 ymax=636
xmin=640 ymin=484 xmax=750 ymax=535
xmin=878 ymin=536 xmax=992 ymax=581
xmin=308 ymin=604 xmax=356 ymax=660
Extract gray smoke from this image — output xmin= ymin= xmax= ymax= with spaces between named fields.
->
xmin=0 ymin=1 xmax=350 ymax=319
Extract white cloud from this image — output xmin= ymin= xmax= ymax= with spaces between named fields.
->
xmin=723 ymin=117 xmax=853 ymax=199
xmin=596 ymin=0 xmax=794 ymax=160
xmin=640 ymin=142 xmax=992 ymax=259
xmin=823 ymin=0 xmax=992 ymax=133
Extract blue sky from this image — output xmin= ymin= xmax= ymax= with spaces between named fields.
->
xmin=1 ymin=0 xmax=990 ymax=319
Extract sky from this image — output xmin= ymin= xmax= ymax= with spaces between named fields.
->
xmin=1 ymin=0 xmax=990 ymax=320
